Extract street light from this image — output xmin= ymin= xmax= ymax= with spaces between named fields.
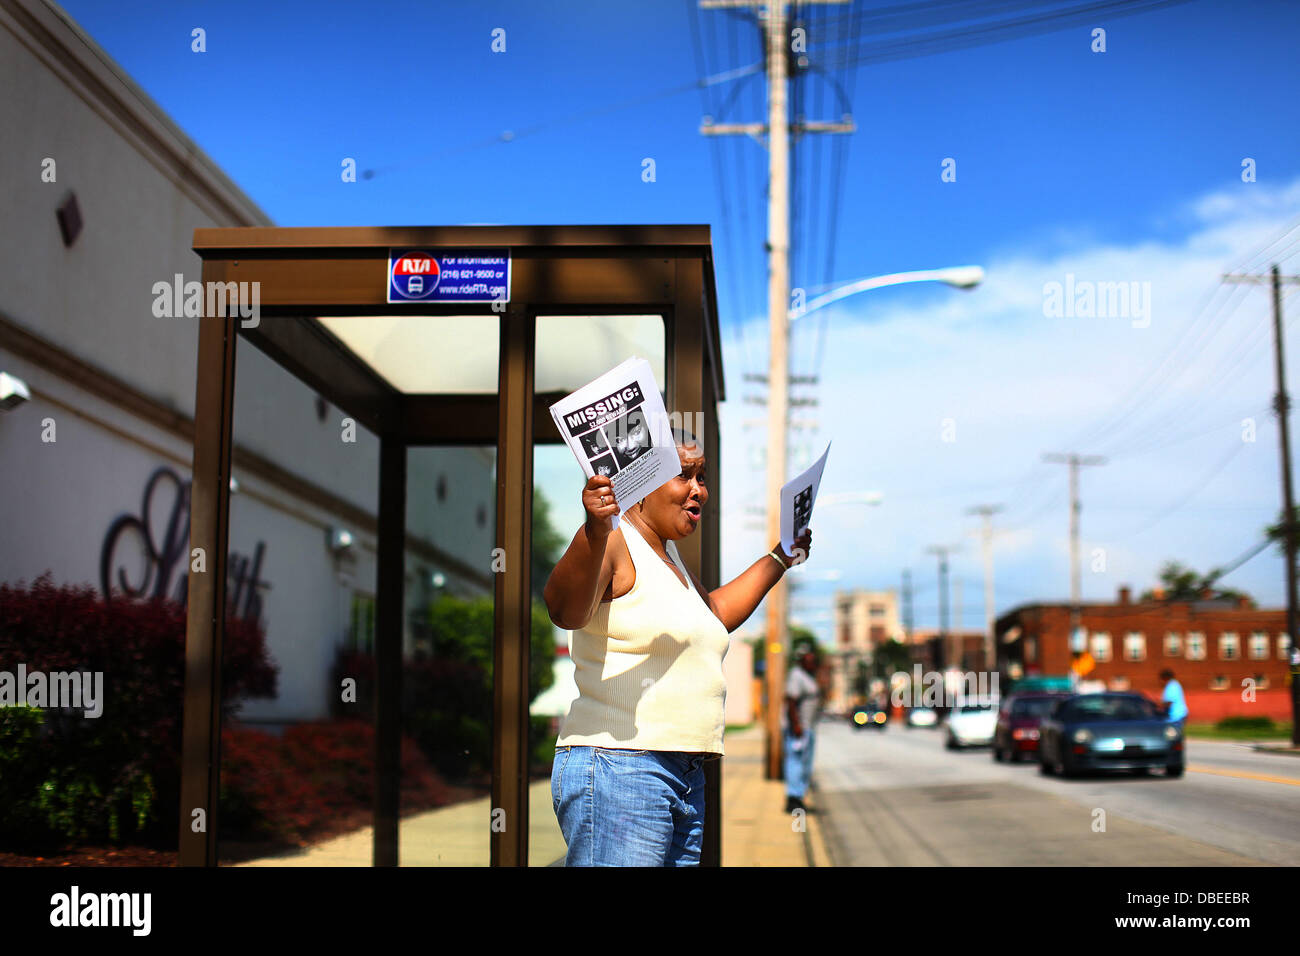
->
xmin=0 ymin=371 xmax=31 ymax=411
xmin=791 ymin=266 xmax=985 ymax=323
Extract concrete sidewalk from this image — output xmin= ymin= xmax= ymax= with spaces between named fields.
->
xmin=235 ymin=724 xmax=831 ymax=867
xmin=721 ymin=723 xmax=832 ymax=867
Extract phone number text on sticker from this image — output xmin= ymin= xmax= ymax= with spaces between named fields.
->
xmin=387 ymin=249 xmax=511 ymax=303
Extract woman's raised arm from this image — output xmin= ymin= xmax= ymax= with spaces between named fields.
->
xmin=704 ymin=528 xmax=812 ymax=633
xmin=543 ymin=475 xmax=622 ymax=630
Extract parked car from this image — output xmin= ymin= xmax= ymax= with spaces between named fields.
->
xmin=1007 ymin=674 xmax=1074 ymax=695
xmin=1038 ymin=692 xmax=1184 ymax=778
xmin=905 ymin=707 xmax=938 ymax=729
xmin=992 ymin=692 xmax=1072 ymax=763
xmin=943 ymin=700 xmax=998 ymax=749
xmin=851 ymin=702 xmax=889 ymax=730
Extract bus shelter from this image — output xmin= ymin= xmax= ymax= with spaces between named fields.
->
xmin=180 ymin=225 xmax=725 ymax=866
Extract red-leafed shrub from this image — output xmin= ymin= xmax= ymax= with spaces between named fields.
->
xmin=219 ymin=719 xmax=454 ymax=846
xmin=0 ymin=573 xmax=277 ymax=849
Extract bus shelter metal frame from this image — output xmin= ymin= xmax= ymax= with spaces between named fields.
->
xmin=180 ymin=225 xmax=725 ymax=867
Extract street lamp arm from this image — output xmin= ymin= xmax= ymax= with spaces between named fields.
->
xmin=793 ymin=266 xmax=984 ymax=322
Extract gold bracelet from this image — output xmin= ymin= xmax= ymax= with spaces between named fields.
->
xmin=768 ymin=549 xmax=788 ymax=571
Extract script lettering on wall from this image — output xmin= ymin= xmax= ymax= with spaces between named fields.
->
xmin=99 ymin=466 xmax=268 ymax=623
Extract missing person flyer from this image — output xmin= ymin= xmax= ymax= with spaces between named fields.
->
xmin=549 ymin=357 xmax=680 ymax=528
xmin=780 ymin=442 xmax=831 ymax=555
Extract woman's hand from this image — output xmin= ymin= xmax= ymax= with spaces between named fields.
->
xmin=777 ymin=528 xmax=813 ymax=568
xmin=705 ymin=527 xmax=814 ymax=633
xmin=582 ymin=475 xmax=621 ymax=537
xmin=544 ymin=476 xmax=621 ymax=630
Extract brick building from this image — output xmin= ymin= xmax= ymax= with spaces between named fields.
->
xmin=995 ymin=586 xmax=1293 ymax=722
xmin=908 ymin=628 xmax=991 ymax=674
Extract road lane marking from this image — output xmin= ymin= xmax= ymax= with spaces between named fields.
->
xmin=1188 ymin=765 xmax=1300 ymax=787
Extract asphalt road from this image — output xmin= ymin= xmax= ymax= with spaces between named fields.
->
xmin=811 ymin=718 xmax=1300 ymax=866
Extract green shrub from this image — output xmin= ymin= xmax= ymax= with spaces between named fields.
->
xmin=0 ymin=574 xmax=277 ymax=849
xmin=1215 ymin=715 xmax=1275 ymax=732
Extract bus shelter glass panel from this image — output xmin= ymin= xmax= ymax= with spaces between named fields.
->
xmin=317 ymin=315 xmax=500 ymax=393
xmin=526 ymin=315 xmax=664 ymax=865
xmin=527 ymin=443 xmax=585 ymax=866
xmin=216 ymin=334 xmax=378 ymax=866
xmin=398 ymin=446 xmax=497 ymax=866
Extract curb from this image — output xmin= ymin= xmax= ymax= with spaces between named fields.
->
xmin=1250 ymin=743 xmax=1300 ymax=756
xmin=804 ymin=780 xmax=834 ymax=867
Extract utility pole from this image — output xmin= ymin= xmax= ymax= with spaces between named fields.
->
xmin=926 ymin=545 xmax=956 ymax=670
xmin=967 ymin=504 xmax=1003 ymax=673
xmin=700 ymin=0 xmax=853 ymax=780
xmin=1224 ymin=264 xmax=1300 ymax=745
xmin=954 ymin=576 xmax=963 ymax=669
xmin=902 ymin=569 xmax=913 ymax=641
xmin=1043 ymin=454 xmax=1106 ymax=662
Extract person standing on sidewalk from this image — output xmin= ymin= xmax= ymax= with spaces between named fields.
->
xmin=1159 ymin=668 xmax=1188 ymax=732
xmin=784 ymin=644 xmax=822 ymax=814
xmin=544 ymin=429 xmax=813 ymax=867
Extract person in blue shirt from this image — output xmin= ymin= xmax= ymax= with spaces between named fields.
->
xmin=1159 ymin=668 xmax=1188 ymax=731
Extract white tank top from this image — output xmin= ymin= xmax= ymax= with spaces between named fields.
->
xmin=555 ymin=517 xmax=733 ymax=754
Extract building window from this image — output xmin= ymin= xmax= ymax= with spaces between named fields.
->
xmin=1186 ymin=632 xmax=1206 ymax=661
xmin=1123 ymin=632 xmax=1145 ymax=661
xmin=869 ymin=604 xmax=885 ymax=617
xmin=1108 ymin=675 xmax=1131 ymax=691
xmin=350 ymin=594 xmax=376 ymax=655
xmin=1091 ymin=632 xmax=1111 ymax=662
xmin=1255 ymin=673 xmax=1271 ymax=691
xmin=1164 ymin=632 xmax=1181 ymax=657
xmin=1280 ymin=634 xmax=1292 ymax=661
xmin=1249 ymin=632 xmax=1269 ymax=660
xmin=1219 ymin=632 xmax=1239 ymax=661
xmin=1209 ymin=674 xmax=1229 ymax=691
xmin=1026 ymin=637 xmax=1037 ymax=663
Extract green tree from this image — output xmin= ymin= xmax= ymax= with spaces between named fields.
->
xmin=531 ymin=488 xmax=567 ymax=600
xmin=1139 ymin=560 xmax=1252 ymax=605
xmin=1266 ymin=506 xmax=1299 ymax=565
xmin=871 ymin=638 xmax=912 ymax=681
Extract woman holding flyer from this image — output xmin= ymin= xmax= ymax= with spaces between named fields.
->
xmin=543 ymin=429 xmax=812 ymax=867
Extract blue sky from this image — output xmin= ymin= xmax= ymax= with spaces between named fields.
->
xmin=58 ymin=0 xmax=1300 ymax=641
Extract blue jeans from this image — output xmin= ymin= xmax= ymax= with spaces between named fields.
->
xmin=551 ymin=746 xmax=708 ymax=867
xmin=784 ymin=728 xmax=815 ymax=798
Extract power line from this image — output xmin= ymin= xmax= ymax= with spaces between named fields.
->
xmin=819 ymin=0 xmax=1194 ymax=70
xmin=1209 ymin=537 xmax=1274 ymax=584
xmin=1108 ymin=441 xmax=1248 ymax=542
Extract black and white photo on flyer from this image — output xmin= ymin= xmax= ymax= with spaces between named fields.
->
xmin=780 ymin=442 xmax=831 ymax=554
xmin=548 ymin=356 xmax=681 ymax=520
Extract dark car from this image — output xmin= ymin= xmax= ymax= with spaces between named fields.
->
xmin=850 ymin=699 xmax=889 ymax=730
xmin=1038 ymin=692 xmax=1184 ymax=778
xmin=992 ymin=692 xmax=1071 ymax=763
